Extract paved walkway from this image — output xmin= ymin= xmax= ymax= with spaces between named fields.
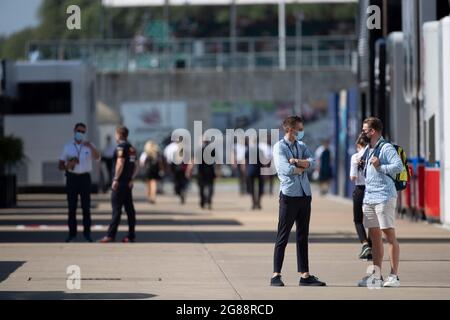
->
xmin=0 ymin=182 xmax=449 ymax=300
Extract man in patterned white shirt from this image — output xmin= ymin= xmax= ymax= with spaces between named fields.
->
xmin=357 ymin=117 xmax=403 ymax=288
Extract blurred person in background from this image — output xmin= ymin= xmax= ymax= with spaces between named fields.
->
xmin=314 ymin=139 xmax=333 ymax=195
xmin=133 ymin=31 xmax=148 ymax=55
xmin=190 ymin=137 xmax=220 ymax=210
xmin=244 ymin=136 xmax=265 ymax=210
xmin=102 ymin=135 xmax=116 ymax=191
xmin=232 ymin=137 xmax=247 ymax=195
xmin=259 ymin=135 xmax=275 ymax=195
xmin=165 ymin=141 xmax=190 ymax=204
xmin=140 ymin=140 xmax=163 ymax=204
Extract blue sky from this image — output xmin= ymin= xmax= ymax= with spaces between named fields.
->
xmin=0 ymin=0 xmax=42 ymax=37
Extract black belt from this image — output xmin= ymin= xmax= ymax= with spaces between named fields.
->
xmin=66 ymin=171 xmax=90 ymax=176
xmin=279 ymin=192 xmax=310 ymax=199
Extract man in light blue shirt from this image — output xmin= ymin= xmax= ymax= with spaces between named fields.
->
xmin=272 ymin=135 xmax=315 ymax=198
xmin=270 ymin=116 xmax=326 ymax=287
xmin=357 ymin=117 xmax=403 ymax=288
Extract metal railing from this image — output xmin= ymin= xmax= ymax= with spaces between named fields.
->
xmin=27 ymin=35 xmax=356 ymax=72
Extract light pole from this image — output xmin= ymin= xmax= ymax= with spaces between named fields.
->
xmin=278 ymin=0 xmax=286 ymax=70
xmin=230 ymin=0 xmax=237 ymax=68
xmin=295 ymin=11 xmax=304 ymax=116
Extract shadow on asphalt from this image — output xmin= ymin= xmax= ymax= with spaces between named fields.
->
xmin=0 ymin=291 xmax=156 ymax=299
xmin=0 ymin=219 xmax=242 ymax=226
xmin=0 ymin=261 xmax=26 ymax=283
xmin=0 ymin=210 xmax=201 ymax=216
xmin=14 ymin=204 xmax=99 ymax=210
xmin=2 ymin=230 xmax=450 ymax=244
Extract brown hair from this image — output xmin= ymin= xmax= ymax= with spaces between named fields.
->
xmin=116 ymin=125 xmax=129 ymax=139
xmin=363 ymin=117 xmax=383 ymax=133
xmin=282 ymin=116 xmax=304 ymax=132
xmin=356 ymin=133 xmax=368 ymax=148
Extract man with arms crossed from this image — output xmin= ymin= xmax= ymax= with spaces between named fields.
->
xmin=270 ymin=116 xmax=326 ymax=287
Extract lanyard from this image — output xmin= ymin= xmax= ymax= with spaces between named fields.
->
xmin=363 ymin=138 xmax=384 ymax=177
xmin=73 ymin=142 xmax=83 ymax=160
xmin=283 ymin=140 xmax=299 ymax=159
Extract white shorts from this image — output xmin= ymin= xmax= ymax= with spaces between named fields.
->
xmin=363 ymin=198 xmax=397 ymax=229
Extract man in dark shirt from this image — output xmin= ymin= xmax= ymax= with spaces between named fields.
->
xmin=99 ymin=126 xmax=139 ymax=243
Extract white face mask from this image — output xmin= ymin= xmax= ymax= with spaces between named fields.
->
xmin=74 ymin=132 xmax=85 ymax=142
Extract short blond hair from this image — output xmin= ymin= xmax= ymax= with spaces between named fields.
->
xmin=144 ymin=140 xmax=159 ymax=159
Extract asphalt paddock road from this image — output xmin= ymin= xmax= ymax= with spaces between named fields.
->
xmin=0 ymin=182 xmax=449 ymax=300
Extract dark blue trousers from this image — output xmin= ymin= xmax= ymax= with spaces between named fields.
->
xmin=273 ymin=193 xmax=311 ymax=273
xmin=66 ymin=172 xmax=92 ymax=237
xmin=107 ymin=184 xmax=136 ymax=240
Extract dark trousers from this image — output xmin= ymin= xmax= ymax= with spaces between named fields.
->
xmin=267 ymin=174 xmax=275 ymax=195
xmin=107 ymin=184 xmax=136 ymax=240
xmin=198 ymin=178 xmax=214 ymax=207
xmin=274 ymin=193 xmax=311 ymax=273
xmin=248 ymin=175 xmax=264 ymax=207
xmin=103 ymin=158 xmax=113 ymax=184
xmin=171 ymin=164 xmax=188 ymax=197
xmin=66 ymin=172 xmax=92 ymax=237
xmin=103 ymin=158 xmax=113 ymax=191
xmin=238 ymin=165 xmax=246 ymax=195
xmin=353 ymin=186 xmax=371 ymax=246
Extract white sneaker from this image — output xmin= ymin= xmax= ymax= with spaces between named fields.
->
xmin=383 ymin=274 xmax=400 ymax=287
xmin=357 ymin=274 xmax=383 ymax=288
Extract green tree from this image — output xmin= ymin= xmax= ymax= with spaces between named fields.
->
xmin=0 ymin=1 xmax=356 ymax=60
xmin=0 ymin=28 xmax=36 ymax=59
xmin=35 ymin=0 xmax=103 ymax=40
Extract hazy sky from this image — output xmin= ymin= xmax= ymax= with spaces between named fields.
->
xmin=0 ymin=0 xmax=42 ymax=37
